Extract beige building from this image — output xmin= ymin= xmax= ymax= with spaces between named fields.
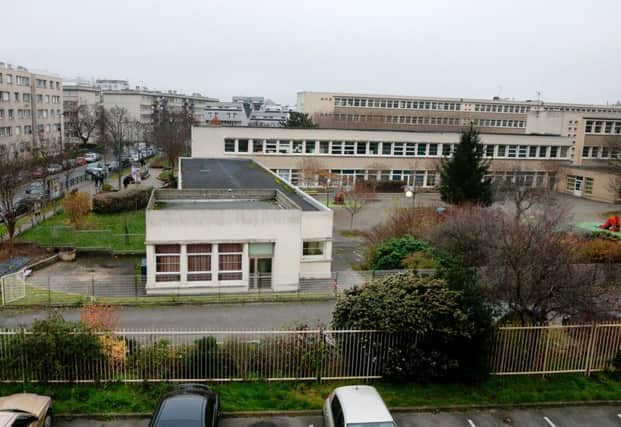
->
xmin=62 ymin=81 xmax=102 ymax=145
xmin=145 ymin=157 xmax=333 ymax=295
xmin=0 ymin=62 xmax=63 ymax=158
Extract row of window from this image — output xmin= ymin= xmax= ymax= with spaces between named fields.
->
xmin=155 ymin=243 xmax=244 ymax=283
xmin=474 ymin=104 xmax=530 ymax=114
xmin=381 ymin=115 xmax=462 ymax=126
xmin=34 ymin=79 xmax=61 ymax=90
xmin=275 ymin=168 xmax=439 ymax=188
xmin=334 ymin=97 xmax=461 ymax=111
xmin=224 ymin=138 xmax=570 ymax=159
xmin=0 ymin=73 xmax=30 ymax=86
xmin=472 ymin=118 xmax=526 ymax=128
xmin=566 ymin=175 xmax=594 ymax=195
xmin=581 ymin=145 xmax=620 ymax=159
xmin=0 ymin=109 xmax=32 ymax=120
xmin=0 ymin=123 xmax=61 ymax=137
xmin=585 ymin=120 xmax=621 ymax=135
xmin=0 ymin=91 xmax=31 ymax=103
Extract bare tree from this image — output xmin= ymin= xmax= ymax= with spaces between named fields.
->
xmin=65 ymin=104 xmax=99 ymax=147
xmin=0 ymin=150 xmax=30 ymax=255
xmin=494 ymin=169 xmax=558 ymax=223
xmin=342 ymin=184 xmax=373 ymax=230
xmin=429 ymin=205 xmax=621 ymax=324
xmin=604 ymin=136 xmax=621 ymax=198
xmin=297 ymin=158 xmax=325 ymax=188
xmin=100 ymin=106 xmax=139 ymax=190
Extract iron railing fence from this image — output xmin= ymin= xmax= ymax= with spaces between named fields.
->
xmin=1 ymin=323 xmax=621 ymax=383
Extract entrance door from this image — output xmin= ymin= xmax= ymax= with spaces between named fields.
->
xmin=574 ymin=176 xmax=583 ymax=197
xmin=249 ymin=258 xmax=272 ymax=289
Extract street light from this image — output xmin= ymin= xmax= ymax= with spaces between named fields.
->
xmin=404 ymin=186 xmax=415 ymax=207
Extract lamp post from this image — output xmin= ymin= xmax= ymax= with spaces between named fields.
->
xmin=405 ymin=186 xmax=415 ymax=207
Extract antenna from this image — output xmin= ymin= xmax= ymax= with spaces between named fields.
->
xmin=497 ymin=85 xmax=503 ymax=98
xmin=536 ymin=91 xmax=542 ymax=103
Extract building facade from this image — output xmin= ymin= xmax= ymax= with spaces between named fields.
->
xmin=145 ymin=158 xmax=333 ymax=295
xmin=0 ymin=62 xmax=63 ymax=158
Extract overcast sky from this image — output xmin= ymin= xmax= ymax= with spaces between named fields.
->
xmin=3 ymin=0 xmax=620 ymax=106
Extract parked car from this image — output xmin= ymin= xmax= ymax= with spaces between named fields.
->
xmin=86 ymin=162 xmax=107 ymax=176
xmin=74 ymin=157 xmax=87 ymax=166
xmin=84 ymin=152 xmax=99 ymax=163
xmin=25 ymin=182 xmax=46 ymax=201
xmin=14 ymin=197 xmax=35 ymax=217
xmin=106 ymin=160 xmax=119 ymax=172
xmin=131 ymin=152 xmax=141 ymax=162
xmin=0 ymin=393 xmax=53 ymax=427
xmin=61 ymin=158 xmax=76 ymax=170
xmin=120 ymin=155 xmax=131 ymax=168
xmin=31 ymin=167 xmax=48 ymax=179
xmin=323 ymin=386 xmax=395 ymax=427
xmin=46 ymin=163 xmax=62 ymax=174
xmin=149 ymin=384 xmax=219 ymax=427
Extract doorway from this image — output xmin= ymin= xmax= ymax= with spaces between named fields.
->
xmin=249 ymin=257 xmax=272 ymax=289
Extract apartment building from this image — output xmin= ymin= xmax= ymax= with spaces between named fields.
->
xmin=205 ymin=101 xmax=249 ymax=126
xmin=63 ymin=80 xmax=102 ymax=145
xmin=0 ymin=62 xmax=63 ymax=158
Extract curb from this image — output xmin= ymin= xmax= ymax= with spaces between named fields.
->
xmin=55 ymin=400 xmax=621 ymax=419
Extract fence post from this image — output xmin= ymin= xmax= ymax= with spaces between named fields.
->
xmin=90 ymin=274 xmax=95 ymax=302
xmin=585 ymin=322 xmax=598 ymax=376
xmin=317 ymin=328 xmax=325 ymax=382
xmin=541 ymin=326 xmax=551 ymax=376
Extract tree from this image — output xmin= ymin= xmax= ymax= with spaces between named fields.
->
xmin=100 ymin=106 xmax=139 ymax=190
xmin=282 ymin=112 xmax=318 ymax=129
xmin=439 ymin=125 xmax=492 ymax=205
xmin=149 ymin=102 xmax=195 ymax=182
xmin=371 ymin=235 xmax=435 ymax=270
xmin=65 ymin=104 xmax=99 ymax=146
xmin=429 ymin=205 xmax=621 ymax=324
xmin=342 ymin=184 xmax=372 ymax=230
xmin=604 ymin=135 xmax=621 ymax=197
xmin=332 ymin=272 xmax=490 ymax=382
xmin=494 ymin=170 xmax=557 ymax=223
xmin=63 ymin=191 xmax=91 ymax=229
xmin=0 ymin=151 xmax=30 ymax=255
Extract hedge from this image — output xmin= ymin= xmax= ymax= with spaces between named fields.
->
xmin=92 ymin=185 xmax=153 ymax=214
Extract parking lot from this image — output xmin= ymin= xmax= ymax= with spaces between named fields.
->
xmin=57 ymin=405 xmax=621 ymax=427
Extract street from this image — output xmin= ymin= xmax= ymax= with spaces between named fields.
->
xmin=0 ymin=301 xmax=335 ymax=329
xmin=56 ymin=406 xmax=621 ymax=426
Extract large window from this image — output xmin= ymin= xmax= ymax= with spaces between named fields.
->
xmin=224 ymin=139 xmax=235 ymax=152
xmin=218 ymin=243 xmax=243 ymax=280
xmin=238 ymin=139 xmax=249 ymax=153
xmin=187 ymin=244 xmax=212 ymax=281
xmin=303 ymin=241 xmax=324 ymax=256
xmin=155 ymin=245 xmax=181 ymax=282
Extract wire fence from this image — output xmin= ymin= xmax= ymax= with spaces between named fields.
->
xmin=0 ymin=323 xmax=620 ymax=383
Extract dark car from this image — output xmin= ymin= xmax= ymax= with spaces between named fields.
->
xmin=31 ymin=167 xmax=48 ymax=179
xmin=149 ymin=384 xmax=219 ymax=427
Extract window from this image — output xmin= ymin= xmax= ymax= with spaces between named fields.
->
xmin=414 ymin=171 xmax=425 ymax=187
xmin=393 ymin=142 xmax=404 ymax=156
xmin=417 ymin=143 xmax=427 ymax=156
xmin=356 ymin=141 xmax=366 ymax=155
xmin=529 ymin=146 xmax=537 ymax=157
xmin=369 ymin=142 xmax=379 ymax=155
xmin=331 ymin=396 xmax=345 ymax=427
xmin=585 ymin=120 xmax=593 ymax=133
xmin=266 ymin=139 xmax=277 ymax=153
xmin=305 ymin=140 xmax=316 ymax=153
xmin=539 ymin=146 xmax=547 ymax=157
xmin=582 ymin=146 xmax=590 ymax=157
xmin=344 ymin=141 xmax=355 ymax=155
xmin=428 ymin=143 xmax=438 ymax=156
xmin=405 ymin=143 xmax=415 ymax=156
xmin=426 ymin=171 xmax=436 ymax=186
xmin=560 ymin=147 xmax=568 ymax=158
xmin=442 ymin=144 xmax=451 ymax=156
xmin=585 ymin=177 xmax=594 ymax=194
xmin=592 ymin=146 xmax=599 ymax=158
xmin=508 ymin=145 xmax=517 ymax=158
xmin=382 ymin=142 xmax=392 ymax=155
xmin=485 ymin=145 xmax=495 ymax=157
xmin=155 ymin=245 xmax=181 ymax=282
xmin=253 ymin=139 xmax=264 ymax=153
xmin=187 ymin=244 xmax=212 ymax=281
xmin=602 ymin=147 xmax=609 ymax=158
xmin=550 ymin=146 xmax=558 ymax=158
xmin=278 ymin=140 xmax=291 ymax=153
xmin=331 ymin=141 xmax=343 ymax=155
xmin=497 ymin=145 xmax=506 ymax=157
xmin=518 ymin=145 xmax=527 ymax=158
xmin=238 ymin=139 xmax=249 ymax=152
xmin=303 ymin=241 xmax=324 ymax=256
xmin=218 ymin=243 xmax=243 ymax=280
xmin=224 ymin=138 xmax=235 ymax=152
xmin=320 ymin=141 xmax=330 ymax=154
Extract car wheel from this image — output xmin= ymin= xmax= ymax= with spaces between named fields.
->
xmin=43 ymin=410 xmax=52 ymax=427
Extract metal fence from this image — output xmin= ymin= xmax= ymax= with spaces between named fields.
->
xmin=1 ymin=269 xmax=414 ymax=306
xmin=490 ymin=323 xmax=621 ymax=375
xmin=1 ymin=324 xmax=621 ymax=383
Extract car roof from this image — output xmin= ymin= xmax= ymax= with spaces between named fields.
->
xmin=334 ymin=386 xmax=393 ymax=424
xmin=0 ymin=393 xmax=49 ymax=418
xmin=0 ymin=412 xmax=18 ymax=427
xmin=153 ymin=393 xmax=211 ymax=427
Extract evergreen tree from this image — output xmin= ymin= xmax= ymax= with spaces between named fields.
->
xmin=282 ymin=112 xmax=318 ymax=129
xmin=439 ymin=124 xmax=492 ymax=205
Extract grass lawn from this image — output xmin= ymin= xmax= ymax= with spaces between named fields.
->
xmin=1 ymin=374 xmax=621 ymax=414
xmin=17 ymin=210 xmax=146 ymax=253
xmin=0 ymin=201 xmax=63 ymax=238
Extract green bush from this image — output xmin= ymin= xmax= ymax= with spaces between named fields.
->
xmin=92 ymin=185 xmax=153 ymax=214
xmin=332 ymin=272 xmax=489 ymax=382
xmin=372 ymin=235 xmax=436 ymax=270
xmin=101 ymin=183 xmax=114 ymax=192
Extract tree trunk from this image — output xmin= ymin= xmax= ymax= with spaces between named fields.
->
xmin=350 ymin=213 xmax=354 ymax=230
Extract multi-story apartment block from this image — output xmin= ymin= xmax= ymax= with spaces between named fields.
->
xmin=63 ymin=79 xmax=103 ymax=145
xmin=95 ymin=79 xmax=130 ymax=91
xmin=0 ymin=62 xmax=63 ymax=158
xmin=205 ymin=101 xmax=249 ymax=126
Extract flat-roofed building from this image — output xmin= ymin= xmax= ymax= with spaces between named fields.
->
xmin=0 ymin=62 xmax=63 ymax=158
xmin=144 ymin=157 xmax=333 ymax=295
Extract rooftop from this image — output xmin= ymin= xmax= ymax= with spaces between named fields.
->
xmin=149 ymin=188 xmax=300 ymax=211
xmin=179 ymin=158 xmax=322 ymax=212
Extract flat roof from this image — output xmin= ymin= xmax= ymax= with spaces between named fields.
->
xmin=179 ymin=158 xmax=321 ymax=211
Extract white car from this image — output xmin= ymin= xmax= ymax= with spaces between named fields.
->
xmin=323 ymin=386 xmax=395 ymax=427
xmin=0 ymin=393 xmax=53 ymax=427
xmin=84 ymin=152 xmax=99 ymax=163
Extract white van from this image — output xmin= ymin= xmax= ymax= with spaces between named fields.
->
xmin=323 ymin=386 xmax=395 ymax=427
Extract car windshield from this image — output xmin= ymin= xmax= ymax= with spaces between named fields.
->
xmin=348 ymin=423 xmax=395 ymax=427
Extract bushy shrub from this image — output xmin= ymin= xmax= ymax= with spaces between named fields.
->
xmin=92 ymin=185 xmax=152 ymax=214
xmin=101 ymin=183 xmax=113 ymax=192
xmin=365 ymin=207 xmax=442 ymax=245
xmin=63 ymin=191 xmax=91 ymax=229
xmin=578 ymin=238 xmax=621 ymax=263
xmin=372 ymin=235 xmax=436 ymax=270
xmin=332 ymin=272 xmax=490 ymax=382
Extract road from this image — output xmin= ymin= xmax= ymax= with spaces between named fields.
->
xmin=56 ymin=406 xmax=621 ymax=426
xmin=0 ymin=301 xmax=335 ymax=329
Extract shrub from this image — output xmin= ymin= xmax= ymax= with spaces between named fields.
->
xmin=332 ymin=272 xmax=489 ymax=382
xmin=149 ymin=155 xmax=170 ymax=169
xmin=92 ymin=185 xmax=152 ymax=214
xmin=372 ymin=235 xmax=436 ymax=270
xmin=365 ymin=207 xmax=441 ymax=246
xmin=578 ymin=238 xmax=621 ymax=263
xmin=63 ymin=191 xmax=91 ymax=229
xmin=101 ymin=183 xmax=113 ymax=192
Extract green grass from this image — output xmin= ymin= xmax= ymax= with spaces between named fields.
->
xmin=1 ymin=374 xmax=621 ymax=414
xmin=339 ymin=229 xmax=365 ymax=238
xmin=17 ymin=210 xmax=146 ymax=253
xmin=0 ymin=201 xmax=63 ymax=238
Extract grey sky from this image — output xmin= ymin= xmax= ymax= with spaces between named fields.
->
xmin=3 ymin=0 xmax=620 ymax=106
